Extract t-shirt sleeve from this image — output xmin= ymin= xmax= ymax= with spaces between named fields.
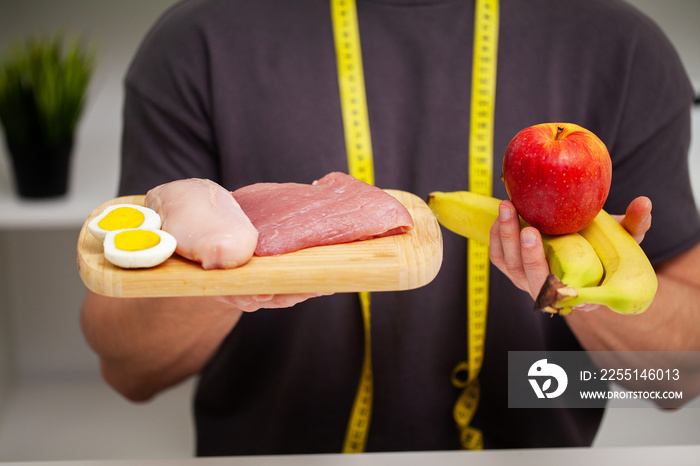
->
xmin=603 ymin=8 xmax=700 ymax=265
xmin=118 ymin=3 xmax=220 ymax=196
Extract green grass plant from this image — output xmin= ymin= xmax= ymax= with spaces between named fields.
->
xmin=0 ymin=33 xmax=94 ymax=150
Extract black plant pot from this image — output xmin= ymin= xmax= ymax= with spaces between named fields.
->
xmin=6 ymin=138 xmax=73 ymax=198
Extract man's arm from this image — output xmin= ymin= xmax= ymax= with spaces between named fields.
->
xmin=80 ymin=292 xmax=318 ymax=402
xmin=564 ymin=240 xmax=700 ymax=353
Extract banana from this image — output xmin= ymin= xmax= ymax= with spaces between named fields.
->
xmin=427 ymin=191 xmax=605 ymax=310
xmin=535 ymin=209 xmax=658 ymax=315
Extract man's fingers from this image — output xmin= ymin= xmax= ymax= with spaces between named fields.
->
xmin=215 ymin=293 xmax=328 ymax=312
xmin=490 ymin=201 xmax=533 ymax=292
xmin=519 ymin=227 xmax=550 ymax=300
xmin=496 ymin=202 xmax=527 ymax=280
xmin=489 ymin=209 xmax=505 ymax=269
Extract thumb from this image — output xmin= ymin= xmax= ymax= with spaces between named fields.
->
xmin=614 ymin=196 xmax=652 ymax=244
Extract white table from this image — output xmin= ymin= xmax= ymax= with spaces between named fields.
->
xmin=2 ymin=446 xmax=699 ymax=466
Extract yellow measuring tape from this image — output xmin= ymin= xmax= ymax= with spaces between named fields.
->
xmin=330 ymin=0 xmax=374 ymax=453
xmin=331 ymin=0 xmax=499 ymax=452
xmin=453 ymin=0 xmax=499 ymax=451
xmin=331 ymin=0 xmax=375 ymax=187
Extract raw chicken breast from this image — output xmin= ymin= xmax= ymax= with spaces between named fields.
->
xmin=146 ymin=178 xmax=258 ymax=269
xmin=232 ymin=172 xmax=414 ymax=256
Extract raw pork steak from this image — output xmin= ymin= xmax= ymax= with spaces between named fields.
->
xmin=232 ymin=172 xmax=414 ymax=256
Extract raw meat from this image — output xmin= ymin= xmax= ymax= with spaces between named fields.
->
xmin=146 ymin=178 xmax=258 ymax=269
xmin=231 ymin=172 xmax=414 ymax=256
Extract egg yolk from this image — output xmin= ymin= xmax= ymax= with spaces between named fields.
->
xmin=114 ymin=230 xmax=161 ymax=251
xmin=98 ymin=207 xmax=145 ymax=231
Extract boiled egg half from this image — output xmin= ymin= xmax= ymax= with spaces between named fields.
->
xmin=103 ymin=228 xmax=177 ymax=269
xmin=88 ymin=204 xmax=162 ymax=241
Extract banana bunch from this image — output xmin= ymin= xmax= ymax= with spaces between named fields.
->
xmin=427 ymin=191 xmax=657 ymax=315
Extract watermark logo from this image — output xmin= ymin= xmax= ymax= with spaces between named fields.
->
xmin=528 ymin=358 xmax=568 ymax=399
xmin=509 ymin=351 xmax=693 ymax=408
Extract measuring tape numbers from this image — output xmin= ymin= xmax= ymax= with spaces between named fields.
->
xmin=332 ymin=0 xmax=375 ymax=186
xmin=455 ymin=0 xmax=499 ymax=451
xmin=331 ymin=0 xmax=499 ymax=453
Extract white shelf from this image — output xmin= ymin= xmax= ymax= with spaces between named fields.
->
xmin=0 ymin=192 xmax=109 ymax=229
xmin=0 ymin=139 xmax=119 ymax=230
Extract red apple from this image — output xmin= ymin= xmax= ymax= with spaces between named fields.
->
xmin=502 ymin=122 xmax=612 ymax=235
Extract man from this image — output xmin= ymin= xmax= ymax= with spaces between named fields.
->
xmin=81 ymin=0 xmax=700 ymax=455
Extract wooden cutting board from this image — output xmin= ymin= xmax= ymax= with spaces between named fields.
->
xmin=77 ymin=190 xmax=443 ymax=297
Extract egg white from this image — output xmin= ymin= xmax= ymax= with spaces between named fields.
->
xmin=103 ymin=228 xmax=177 ymax=269
xmin=88 ymin=204 xmax=162 ymax=241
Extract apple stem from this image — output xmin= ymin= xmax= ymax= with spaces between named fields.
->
xmin=555 ymin=126 xmax=565 ymax=140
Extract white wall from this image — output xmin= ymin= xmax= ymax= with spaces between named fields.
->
xmin=0 ymin=0 xmax=181 ymax=202
xmin=0 ymin=0 xmax=179 ymax=410
xmin=0 ymin=232 xmax=16 ymax=409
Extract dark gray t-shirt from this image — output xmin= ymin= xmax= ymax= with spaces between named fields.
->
xmin=119 ymin=0 xmax=700 ymax=455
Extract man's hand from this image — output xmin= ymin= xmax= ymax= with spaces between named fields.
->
xmin=488 ymin=196 xmax=652 ymax=303
xmin=214 ymin=293 xmax=330 ymax=312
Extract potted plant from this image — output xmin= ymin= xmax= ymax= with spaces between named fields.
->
xmin=0 ymin=33 xmax=94 ymax=198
